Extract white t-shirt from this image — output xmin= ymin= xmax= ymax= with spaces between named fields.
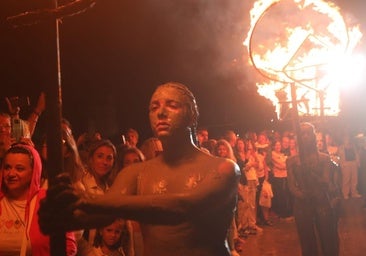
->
xmin=245 ymin=155 xmax=258 ymax=181
xmin=89 ymin=246 xmax=125 ymax=256
xmin=0 ymin=198 xmax=31 ymax=255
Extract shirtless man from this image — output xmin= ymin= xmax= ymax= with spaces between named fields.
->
xmin=40 ymin=82 xmax=240 ymax=256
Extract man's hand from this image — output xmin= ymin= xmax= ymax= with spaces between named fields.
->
xmin=5 ymin=97 xmax=20 ymax=117
xmin=35 ymin=92 xmax=46 ymax=114
xmin=39 ymin=173 xmax=85 ymax=234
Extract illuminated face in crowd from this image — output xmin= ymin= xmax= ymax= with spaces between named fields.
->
xmin=236 ymin=139 xmax=245 ymax=152
xmin=149 ymin=83 xmax=197 ymax=139
xmin=257 ymin=133 xmax=268 ymax=145
xmin=217 ymin=144 xmax=229 ymax=158
xmin=225 ymin=131 xmax=237 ymax=148
xmin=125 ymin=130 xmax=138 ymax=147
xmin=0 ymin=115 xmax=12 ymax=157
xmin=273 ymin=141 xmax=282 ymax=153
xmin=0 ymin=114 xmax=11 ymax=138
xmin=281 ymin=136 xmax=290 ymax=150
xmin=99 ymin=219 xmax=125 ymax=248
xmin=197 ymin=130 xmax=209 ymax=145
xmin=2 ymin=152 xmax=33 ymax=200
xmin=90 ymin=145 xmax=115 ymax=179
xmin=122 ymin=152 xmax=141 ymax=168
xmin=289 ymin=138 xmax=297 ymax=150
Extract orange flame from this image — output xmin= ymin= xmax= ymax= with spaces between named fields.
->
xmin=245 ymin=0 xmax=363 ymax=119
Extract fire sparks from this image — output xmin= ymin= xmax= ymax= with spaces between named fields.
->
xmin=244 ymin=0 xmax=363 ymax=119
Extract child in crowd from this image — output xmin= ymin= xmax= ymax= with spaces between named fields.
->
xmin=90 ymin=218 xmax=132 ymax=256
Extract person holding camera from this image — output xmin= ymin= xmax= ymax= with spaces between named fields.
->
xmin=5 ymin=92 xmax=45 ymax=143
xmin=0 ymin=93 xmax=45 ymax=164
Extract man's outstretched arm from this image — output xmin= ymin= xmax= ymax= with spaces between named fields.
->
xmin=39 ymin=159 xmax=240 ymax=233
xmin=93 ymin=158 xmax=240 ymax=223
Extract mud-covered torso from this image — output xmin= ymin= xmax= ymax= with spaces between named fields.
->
xmin=133 ymin=153 xmax=235 ymax=256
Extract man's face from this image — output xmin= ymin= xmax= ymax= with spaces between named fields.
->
xmin=227 ymin=132 xmax=237 ymax=147
xmin=300 ymin=124 xmax=316 ymax=147
xmin=281 ymin=136 xmax=290 ymax=149
xmin=0 ymin=115 xmax=11 ymax=137
xmin=197 ymin=130 xmax=209 ymax=144
xmin=236 ymin=139 xmax=245 ymax=151
xmin=149 ymin=86 xmax=192 ymax=139
xmin=0 ymin=116 xmax=12 ymax=156
xmin=126 ymin=132 xmax=138 ymax=147
xmin=257 ymin=134 xmax=267 ymax=145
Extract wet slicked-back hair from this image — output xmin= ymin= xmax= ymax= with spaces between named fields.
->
xmin=155 ymin=82 xmax=200 ymax=146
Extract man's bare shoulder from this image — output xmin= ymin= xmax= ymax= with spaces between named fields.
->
xmin=118 ymin=161 xmax=146 ymax=174
xmin=216 ymin=157 xmax=240 ymax=176
xmin=198 ymin=152 xmax=240 ymax=177
xmin=113 ymin=161 xmax=150 ymax=188
xmin=121 ymin=156 xmax=163 ymax=170
xmin=120 ymin=151 xmax=239 ymax=178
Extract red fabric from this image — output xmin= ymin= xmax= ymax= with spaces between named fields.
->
xmin=0 ymin=144 xmax=77 ymax=255
xmin=0 ymin=144 xmax=41 ymax=216
xmin=30 ymin=189 xmax=77 ymax=256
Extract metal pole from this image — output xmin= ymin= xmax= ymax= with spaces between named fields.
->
xmin=45 ymin=1 xmax=66 ymax=255
xmin=5 ymin=1 xmax=96 ymax=254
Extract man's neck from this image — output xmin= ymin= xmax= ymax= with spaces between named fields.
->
xmin=160 ymin=134 xmax=199 ymax=164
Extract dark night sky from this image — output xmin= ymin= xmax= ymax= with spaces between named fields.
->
xmin=1 ymin=0 xmax=366 ymax=143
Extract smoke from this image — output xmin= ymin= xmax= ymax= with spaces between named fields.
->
xmin=139 ymin=0 xmax=255 ymax=89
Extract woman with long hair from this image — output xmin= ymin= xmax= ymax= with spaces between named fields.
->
xmin=80 ymin=139 xmax=118 ymax=249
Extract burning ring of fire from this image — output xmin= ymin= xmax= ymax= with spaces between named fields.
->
xmin=244 ymin=0 xmax=362 ymax=118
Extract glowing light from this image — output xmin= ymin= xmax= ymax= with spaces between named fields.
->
xmin=325 ymin=54 xmax=366 ymax=88
xmin=244 ymin=0 xmax=363 ymax=119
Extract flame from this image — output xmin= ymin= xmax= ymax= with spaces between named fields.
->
xmin=244 ymin=0 xmax=363 ymax=119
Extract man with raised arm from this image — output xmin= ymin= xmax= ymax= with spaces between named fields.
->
xmin=40 ymin=82 xmax=240 ymax=256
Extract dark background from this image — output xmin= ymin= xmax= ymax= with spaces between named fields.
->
xmin=1 ymin=0 xmax=365 ymax=144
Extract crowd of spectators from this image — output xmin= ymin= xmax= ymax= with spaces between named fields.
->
xmin=194 ymin=125 xmax=365 ymax=255
xmin=1 ymin=89 xmax=366 ymax=256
